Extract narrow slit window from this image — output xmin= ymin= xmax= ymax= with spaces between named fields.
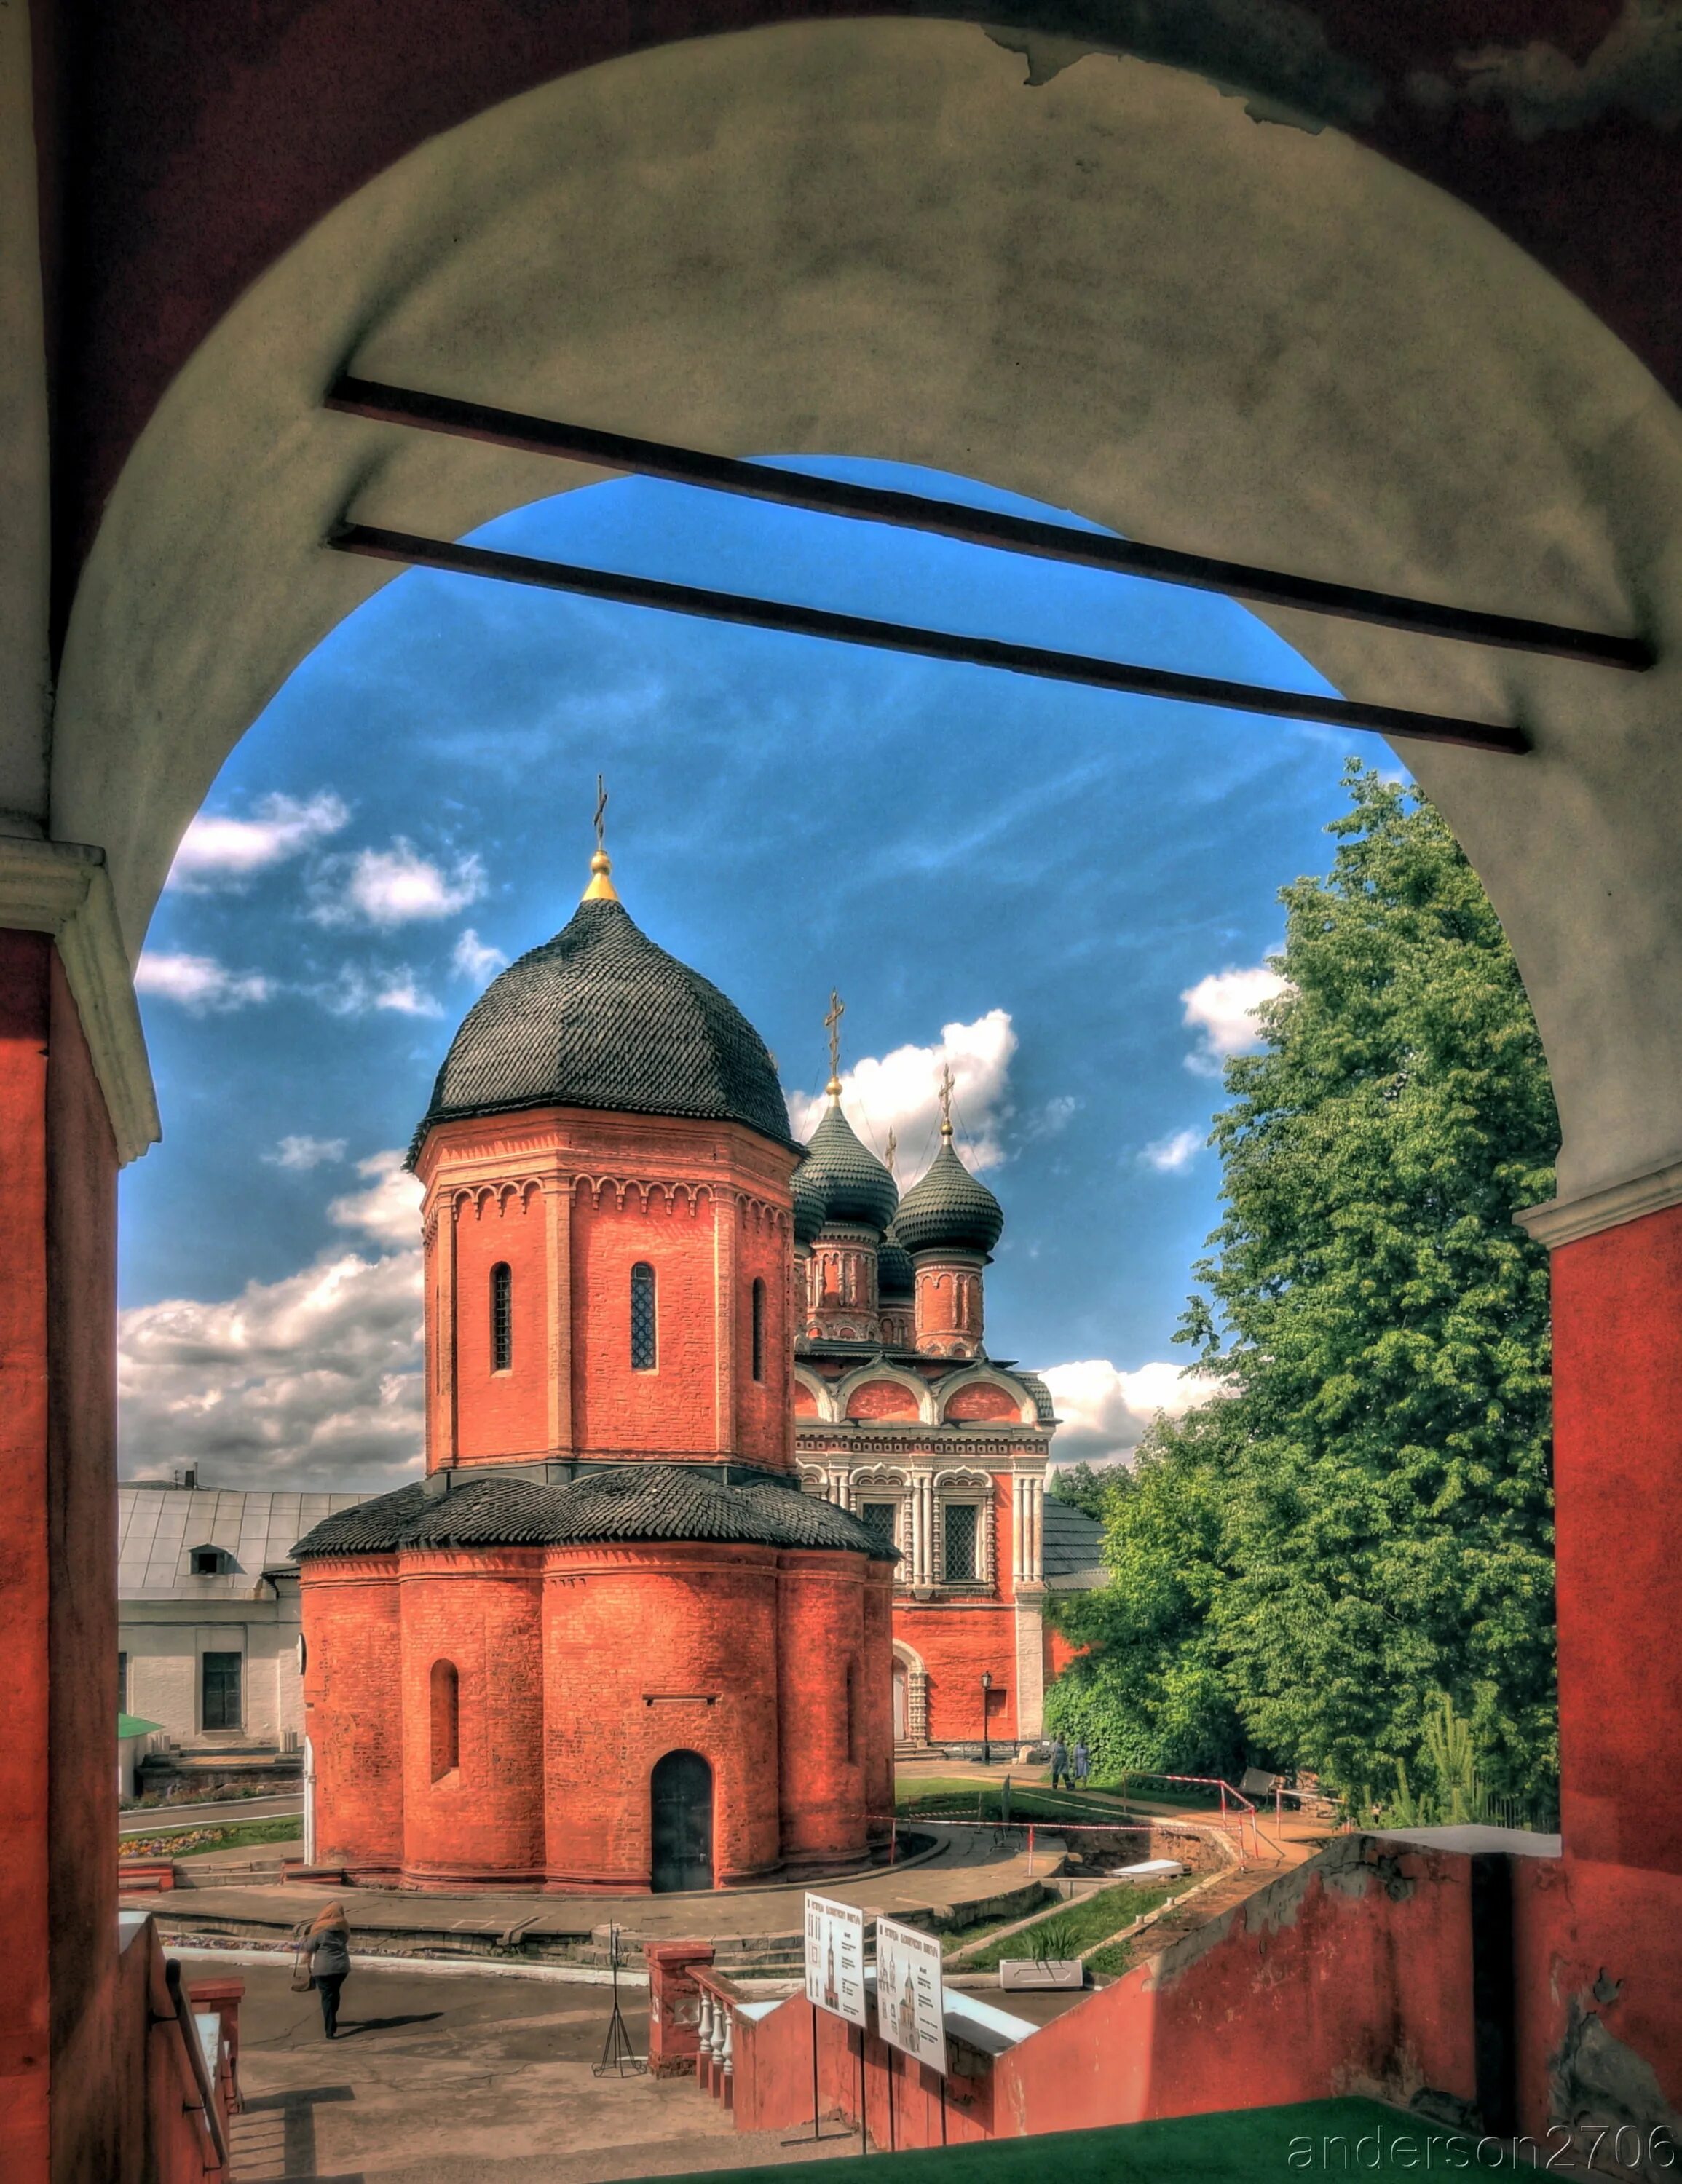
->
xmin=845 ymin=1660 xmax=859 ymax=1765
xmin=491 ymin=1262 xmax=513 ymax=1372
xmin=751 ymin=1278 xmax=766 ymax=1382
xmin=430 ymin=1659 xmax=459 ymax=1780
xmin=631 ymin=1262 xmax=658 ymax=1371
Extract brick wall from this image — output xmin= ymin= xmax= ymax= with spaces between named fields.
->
xmin=301 ymin=1559 xmax=403 ymax=1876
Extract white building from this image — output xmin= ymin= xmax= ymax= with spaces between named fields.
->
xmin=118 ymin=1479 xmax=368 ymax=1757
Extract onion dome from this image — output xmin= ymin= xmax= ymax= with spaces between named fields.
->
xmin=893 ymin=1129 xmax=1004 ymax=1257
xmin=292 ymin=1464 xmax=899 ymax=1564
xmin=410 ymin=845 xmax=794 ymax=1163
xmin=801 ymin=1100 xmax=899 ymax=1234
xmin=791 ymin=1161 xmax=826 ymax=1251
xmin=877 ymin=1222 xmax=915 ymax=1299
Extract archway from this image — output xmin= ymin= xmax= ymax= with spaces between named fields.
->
xmin=649 ymin=1749 xmax=714 ymax=1894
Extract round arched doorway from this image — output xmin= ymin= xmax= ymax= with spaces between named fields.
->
xmin=649 ymin=1749 xmax=714 ymax=1894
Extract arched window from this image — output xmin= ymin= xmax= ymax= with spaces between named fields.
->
xmin=430 ymin=1659 xmax=459 ymax=1781
xmin=751 ymin=1277 xmax=766 ymax=1382
xmin=631 ymin=1262 xmax=658 ymax=1371
xmin=490 ymin=1262 xmax=513 ymax=1372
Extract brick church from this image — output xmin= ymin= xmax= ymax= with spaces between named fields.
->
xmin=293 ymin=836 xmax=1078 ymax=1893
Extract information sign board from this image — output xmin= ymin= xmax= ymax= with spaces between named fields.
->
xmin=874 ymin=1915 xmax=947 ymax=2073
xmin=803 ymin=1894 xmax=866 ymax=2026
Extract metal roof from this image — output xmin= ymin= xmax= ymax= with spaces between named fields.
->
xmin=118 ymin=1483 xmax=371 ymax=1600
xmin=1040 ymin=1495 xmax=1107 ymax=1589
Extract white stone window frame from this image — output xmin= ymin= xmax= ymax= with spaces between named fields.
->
xmin=850 ymin=1464 xmax=912 ymax=1568
xmin=933 ymin=1473 xmax=994 ymax=1592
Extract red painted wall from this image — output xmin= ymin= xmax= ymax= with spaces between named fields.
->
xmin=301 ymin=1559 xmax=404 ymax=1878
xmin=1552 ymin=1203 xmax=1682 ymax=1875
xmin=777 ymin=1554 xmax=872 ymax=1869
xmin=845 ymin=1380 xmax=920 ymax=1422
xmin=896 ymin=1596 xmax=1021 ymax=1741
xmin=398 ymin=1553 xmax=545 ymax=1886
xmin=451 ymin=1184 xmax=548 ymax=1462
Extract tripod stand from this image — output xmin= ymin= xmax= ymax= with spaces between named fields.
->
xmin=593 ymin=1925 xmax=647 ymax=2076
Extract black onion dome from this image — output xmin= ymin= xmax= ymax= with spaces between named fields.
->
xmin=877 ymin=1223 xmax=915 ymax=1299
xmin=410 ymin=895 xmax=796 ymax=1161
xmin=791 ymin=1161 xmax=826 ymax=1251
xmin=293 ymin=1463 xmax=897 ymax=1563
xmin=801 ymin=1103 xmax=899 ymax=1234
xmin=893 ymin=1141 xmax=1004 ymax=1257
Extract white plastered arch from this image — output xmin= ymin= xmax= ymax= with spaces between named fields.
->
xmin=935 ymin=1363 xmax=1041 ymax=1429
xmin=834 ymin=1363 xmax=939 ymax=1426
xmin=48 ymin=17 xmax=1682 ymax=1204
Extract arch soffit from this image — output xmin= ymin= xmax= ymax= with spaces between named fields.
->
xmin=53 ymin=19 xmax=1682 ymax=1205
xmin=794 ymin=1366 xmax=837 ymax=1423
xmin=834 ymin=1361 xmax=938 ymax=1425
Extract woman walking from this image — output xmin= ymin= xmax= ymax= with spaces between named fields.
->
xmin=295 ymin=1902 xmax=352 ymax=2038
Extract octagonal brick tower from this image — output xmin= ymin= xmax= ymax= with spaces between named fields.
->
xmin=412 ymin=843 xmax=800 ymax=1475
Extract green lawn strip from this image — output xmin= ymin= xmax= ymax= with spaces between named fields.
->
xmin=119 ymin=1814 xmax=304 ymax=1861
xmin=678 ymin=2099 xmax=1504 ymax=2184
xmin=956 ymin=1882 xmax=1177 ymax=1974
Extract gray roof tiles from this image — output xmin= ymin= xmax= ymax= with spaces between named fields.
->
xmin=119 ymin=1484 xmax=371 ymax=1599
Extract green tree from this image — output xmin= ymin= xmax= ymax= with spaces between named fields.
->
xmin=1045 ymin=1461 xmax=1113 ymax=1522
xmin=1050 ymin=764 xmax=1559 ymax=1807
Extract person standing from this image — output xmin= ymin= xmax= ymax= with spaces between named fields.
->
xmin=295 ymin=1902 xmax=352 ymax=2038
xmin=1049 ymin=1737 xmax=1069 ymax=1791
xmin=1072 ymin=1740 xmax=1090 ymax=1788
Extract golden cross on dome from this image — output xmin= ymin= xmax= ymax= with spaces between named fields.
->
xmin=824 ymin=989 xmax=845 ymax=1098
xmin=937 ymin=1063 xmax=955 ymax=1140
xmin=583 ymin=772 xmax=618 ymax=901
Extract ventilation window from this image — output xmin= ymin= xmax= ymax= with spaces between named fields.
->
xmin=491 ymin=1262 xmax=513 ymax=1372
xmin=943 ymin=1503 xmax=979 ymax=1583
xmin=189 ymin=1546 xmax=232 ymax=1576
xmin=631 ymin=1262 xmax=658 ymax=1371
xmin=430 ymin=1660 xmax=459 ymax=1781
xmin=751 ymin=1278 xmax=767 ymax=1382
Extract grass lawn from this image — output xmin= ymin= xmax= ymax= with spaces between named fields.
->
xmin=686 ymin=2100 xmax=1507 ymax=2184
xmin=119 ymin=1813 xmax=304 ymax=1860
xmin=955 ymin=1880 xmax=1179 ymax=1972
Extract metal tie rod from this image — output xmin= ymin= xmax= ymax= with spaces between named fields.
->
xmin=328 ymin=521 xmax=1529 ymax=754
xmin=326 ymin=375 xmax=1651 ymax=673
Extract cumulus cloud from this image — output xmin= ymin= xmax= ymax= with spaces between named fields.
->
xmin=1142 ymin=1127 xmax=1203 ymax=1174
xmin=314 ymin=840 xmax=486 ymax=929
xmin=1408 ymin=1 xmax=1682 ymax=139
xmin=452 ymin=928 xmax=509 ymax=985
xmin=165 ymin=790 xmax=349 ymax=891
xmin=118 ymin=1249 xmax=424 ymax=1492
xmin=1180 ymin=963 xmax=1287 ymax=1077
xmin=135 ymin=951 xmax=272 ymax=1013
xmin=784 ymin=1008 xmax=1017 ymax=1176
xmin=317 ymin=965 xmax=444 ymax=1019
xmin=1039 ymin=1358 xmax=1224 ymax=1465
xmin=265 ymin=1135 xmax=347 ymax=1171
xmin=329 ymin=1152 xmax=424 ymax=1249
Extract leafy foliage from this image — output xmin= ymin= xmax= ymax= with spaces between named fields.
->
xmin=1047 ymin=764 xmax=1558 ymax=1808
xmin=1046 ymin=1462 xmax=1114 ymax=1522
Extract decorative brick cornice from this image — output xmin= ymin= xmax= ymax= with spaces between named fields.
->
xmin=0 ymin=837 xmax=159 ymax=1163
xmin=1513 ymin=1155 xmax=1682 ymax=1249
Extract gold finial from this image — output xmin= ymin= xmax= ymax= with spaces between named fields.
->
xmin=884 ymin=1127 xmax=897 ymax=1177
xmin=937 ymin=1063 xmax=955 ymax=1142
xmin=583 ymin=772 xmax=618 ymax=901
xmin=824 ymin=989 xmax=845 ymax=1099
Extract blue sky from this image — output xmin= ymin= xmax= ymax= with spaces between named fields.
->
xmin=117 ymin=458 xmax=1364 ymax=1488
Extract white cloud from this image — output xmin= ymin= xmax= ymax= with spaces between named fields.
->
xmin=1180 ymin=963 xmax=1287 ymax=1077
xmin=785 ymin=1008 xmax=1017 ymax=1177
xmin=118 ymin=1248 xmax=424 ymax=1492
xmin=1039 ymin=1357 xmax=1223 ymax=1465
xmin=318 ymin=966 xmax=444 ymax=1020
xmin=265 ymin=1135 xmax=347 ymax=1171
xmin=1142 ymin=1126 xmax=1203 ymax=1174
xmin=135 ymin=951 xmax=272 ymax=1013
xmin=314 ymin=839 xmax=486 ymax=930
xmin=1024 ymin=1095 xmax=1080 ymax=1142
xmin=329 ymin=1151 xmax=424 ymax=1249
xmin=452 ymin=928 xmax=509 ymax=985
xmin=166 ymin=791 xmax=349 ymax=892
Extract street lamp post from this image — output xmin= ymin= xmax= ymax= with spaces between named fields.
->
xmin=980 ymin=1670 xmax=992 ymax=1768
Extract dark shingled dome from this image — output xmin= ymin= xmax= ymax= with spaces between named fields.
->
xmin=877 ymin=1223 xmax=915 ymax=1299
xmin=893 ymin=1141 xmax=1005 ymax=1257
xmin=292 ymin=1464 xmax=898 ymax=1562
xmin=410 ymin=895 xmax=795 ymax=1160
xmin=801 ymin=1102 xmax=899 ymax=1234
xmin=791 ymin=1161 xmax=826 ymax=1251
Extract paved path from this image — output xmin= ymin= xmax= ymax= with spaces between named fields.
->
xmin=127 ymin=1826 xmax=1061 ymax=1958
xmin=225 ymin=1955 xmax=863 ymax=2183
xmin=122 ymin=1795 xmax=302 ymax=1835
